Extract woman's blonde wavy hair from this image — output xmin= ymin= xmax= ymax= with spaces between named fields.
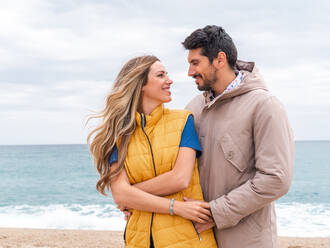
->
xmin=87 ymin=55 xmax=159 ymax=195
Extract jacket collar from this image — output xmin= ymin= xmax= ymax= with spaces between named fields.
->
xmin=136 ymin=104 xmax=164 ymax=128
xmin=203 ymin=60 xmax=268 ymax=109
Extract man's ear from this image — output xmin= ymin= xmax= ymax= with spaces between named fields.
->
xmin=213 ymin=51 xmax=227 ymax=69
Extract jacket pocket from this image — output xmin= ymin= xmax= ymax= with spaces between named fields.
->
xmin=241 ymin=214 xmax=262 ymax=233
xmin=218 ymin=133 xmax=246 ymax=173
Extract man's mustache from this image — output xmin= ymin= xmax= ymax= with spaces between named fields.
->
xmin=192 ymin=74 xmax=202 ymax=79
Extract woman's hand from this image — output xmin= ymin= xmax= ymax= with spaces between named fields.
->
xmin=173 ymin=198 xmax=212 ymax=223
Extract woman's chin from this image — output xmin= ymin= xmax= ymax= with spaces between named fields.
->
xmin=163 ymin=97 xmax=172 ymax=103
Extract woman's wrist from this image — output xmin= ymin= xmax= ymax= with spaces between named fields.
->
xmin=169 ymin=198 xmax=175 ymax=215
xmin=172 ymin=199 xmax=182 ymax=216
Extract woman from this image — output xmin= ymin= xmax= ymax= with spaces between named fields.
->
xmin=88 ymin=55 xmax=217 ymax=248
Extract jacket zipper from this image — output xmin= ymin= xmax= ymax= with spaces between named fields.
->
xmin=141 ymin=113 xmax=157 ymax=247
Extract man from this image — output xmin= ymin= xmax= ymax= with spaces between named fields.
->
xmin=183 ymin=25 xmax=294 ymax=248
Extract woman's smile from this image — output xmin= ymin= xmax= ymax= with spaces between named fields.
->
xmin=162 ymin=86 xmax=171 ymax=95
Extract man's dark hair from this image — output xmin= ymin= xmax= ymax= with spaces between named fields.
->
xmin=182 ymin=25 xmax=237 ymax=69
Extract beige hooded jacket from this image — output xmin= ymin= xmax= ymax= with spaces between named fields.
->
xmin=186 ymin=60 xmax=294 ymax=248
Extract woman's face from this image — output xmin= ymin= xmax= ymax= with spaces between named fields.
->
xmin=142 ymin=61 xmax=173 ymax=105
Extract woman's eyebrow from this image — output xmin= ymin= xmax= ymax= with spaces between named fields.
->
xmin=155 ymin=70 xmax=168 ymax=74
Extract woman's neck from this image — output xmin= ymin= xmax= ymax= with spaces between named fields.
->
xmin=141 ymin=100 xmax=161 ymax=116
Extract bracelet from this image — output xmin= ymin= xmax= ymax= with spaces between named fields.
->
xmin=170 ymin=198 xmax=175 ymax=216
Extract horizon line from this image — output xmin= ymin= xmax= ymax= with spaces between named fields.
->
xmin=1 ymin=140 xmax=330 ymax=146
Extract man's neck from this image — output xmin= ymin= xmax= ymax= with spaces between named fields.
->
xmin=212 ymin=69 xmax=237 ymax=97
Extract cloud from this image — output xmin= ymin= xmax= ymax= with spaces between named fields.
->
xmin=263 ymin=61 xmax=330 ymax=106
xmin=0 ymin=80 xmax=110 ymax=112
xmin=1 ymin=0 xmax=330 ymax=144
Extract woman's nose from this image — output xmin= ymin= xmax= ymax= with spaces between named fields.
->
xmin=167 ymin=77 xmax=173 ymax=84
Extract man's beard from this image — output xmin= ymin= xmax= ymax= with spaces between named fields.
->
xmin=196 ymin=68 xmax=218 ymax=92
xmin=197 ymin=78 xmax=215 ymax=91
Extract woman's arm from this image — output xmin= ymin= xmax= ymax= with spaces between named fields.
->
xmin=133 ymin=147 xmax=196 ymax=196
xmin=110 ymin=161 xmax=211 ymax=223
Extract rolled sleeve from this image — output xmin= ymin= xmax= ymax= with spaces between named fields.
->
xmin=179 ymin=114 xmax=202 ymax=157
xmin=109 ymin=145 xmax=118 ymax=166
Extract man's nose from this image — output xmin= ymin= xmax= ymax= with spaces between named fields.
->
xmin=188 ymin=66 xmax=195 ymax=77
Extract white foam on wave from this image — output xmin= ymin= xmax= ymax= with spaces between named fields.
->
xmin=0 ymin=204 xmax=126 ymax=231
xmin=1 ymin=203 xmax=329 ymax=236
xmin=276 ymin=202 xmax=330 ymax=237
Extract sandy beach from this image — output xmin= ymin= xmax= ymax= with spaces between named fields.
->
xmin=0 ymin=228 xmax=329 ymax=248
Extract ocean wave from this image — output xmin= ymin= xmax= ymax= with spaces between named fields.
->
xmin=0 ymin=203 xmax=329 ymax=237
xmin=0 ymin=204 xmax=126 ymax=230
xmin=276 ymin=202 xmax=330 ymax=237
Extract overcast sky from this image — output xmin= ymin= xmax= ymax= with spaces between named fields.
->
xmin=1 ymin=0 xmax=329 ymax=145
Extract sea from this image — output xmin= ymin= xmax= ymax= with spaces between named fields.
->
xmin=0 ymin=141 xmax=329 ymax=237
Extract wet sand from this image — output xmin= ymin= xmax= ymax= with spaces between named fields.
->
xmin=0 ymin=228 xmax=329 ymax=248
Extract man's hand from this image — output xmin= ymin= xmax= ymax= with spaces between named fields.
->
xmin=193 ymin=220 xmax=215 ymax=233
xmin=183 ymin=196 xmax=215 ymax=232
xmin=123 ymin=209 xmax=132 ymax=221
xmin=117 ymin=205 xmax=132 ymax=221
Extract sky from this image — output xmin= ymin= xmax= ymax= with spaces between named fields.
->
xmin=1 ymin=0 xmax=330 ymax=145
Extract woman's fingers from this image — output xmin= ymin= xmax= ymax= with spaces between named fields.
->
xmin=200 ymin=201 xmax=211 ymax=209
xmin=196 ymin=207 xmax=212 ymax=221
xmin=194 ymin=202 xmax=211 ymax=215
xmin=176 ymin=200 xmax=214 ymax=222
xmin=197 ymin=212 xmax=211 ymax=222
xmin=193 ymin=203 xmax=212 ymax=222
xmin=194 ymin=217 xmax=208 ymax=224
xmin=200 ymin=207 xmax=212 ymax=217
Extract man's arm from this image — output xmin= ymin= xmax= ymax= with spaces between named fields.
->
xmin=210 ymin=96 xmax=294 ymax=230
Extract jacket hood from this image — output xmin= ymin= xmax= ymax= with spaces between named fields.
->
xmin=203 ymin=60 xmax=268 ymax=108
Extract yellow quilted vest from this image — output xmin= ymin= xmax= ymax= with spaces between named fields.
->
xmin=124 ymin=104 xmax=217 ymax=248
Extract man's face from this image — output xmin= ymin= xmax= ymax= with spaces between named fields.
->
xmin=187 ymin=48 xmax=217 ymax=91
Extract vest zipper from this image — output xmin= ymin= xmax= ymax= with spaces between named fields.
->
xmin=141 ymin=113 xmax=157 ymax=176
xmin=140 ymin=112 xmax=157 ymax=247
xmin=192 ymin=221 xmax=202 ymax=241
xmin=123 ymin=213 xmax=131 ymax=243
